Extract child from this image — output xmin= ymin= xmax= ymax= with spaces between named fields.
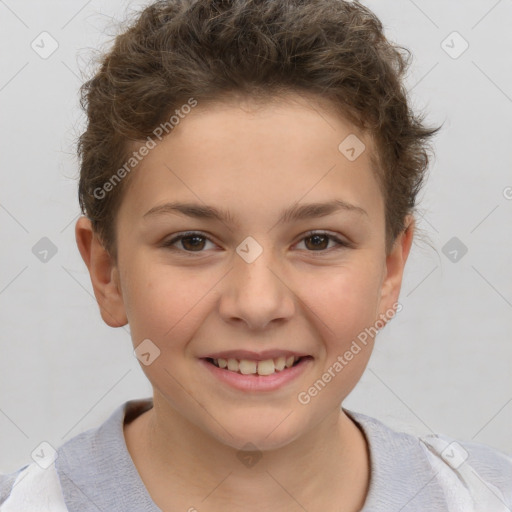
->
xmin=1 ymin=0 xmax=511 ymax=510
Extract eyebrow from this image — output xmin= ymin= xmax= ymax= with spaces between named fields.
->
xmin=143 ymin=199 xmax=368 ymax=226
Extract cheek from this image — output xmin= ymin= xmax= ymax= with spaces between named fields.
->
xmin=298 ymin=263 xmax=382 ymax=339
xmin=122 ymin=261 xmax=215 ymax=346
xmin=299 ymin=270 xmax=381 ymax=396
xmin=122 ymin=249 xmax=384 ymax=354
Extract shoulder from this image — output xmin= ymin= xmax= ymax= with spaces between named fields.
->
xmin=0 ymin=399 xmax=153 ymax=512
xmin=346 ymin=409 xmax=512 ymax=511
xmin=419 ymin=432 xmax=512 ymax=510
xmin=0 ymin=467 xmax=25 ymax=504
xmin=0 ymin=462 xmax=68 ymax=511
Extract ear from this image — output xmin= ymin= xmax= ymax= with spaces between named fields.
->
xmin=376 ymin=215 xmax=415 ymax=323
xmin=75 ymin=216 xmax=128 ymax=328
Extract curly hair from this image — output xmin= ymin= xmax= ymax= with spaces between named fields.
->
xmin=77 ymin=0 xmax=440 ymax=260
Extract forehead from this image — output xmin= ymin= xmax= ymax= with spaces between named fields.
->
xmin=117 ymin=93 xmax=383 ymax=226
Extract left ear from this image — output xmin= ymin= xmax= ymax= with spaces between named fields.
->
xmin=376 ymin=215 xmax=415 ymax=322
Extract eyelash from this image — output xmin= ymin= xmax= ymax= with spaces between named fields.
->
xmin=161 ymin=230 xmax=351 ymax=255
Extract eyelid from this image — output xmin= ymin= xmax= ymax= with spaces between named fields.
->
xmin=161 ymin=229 xmax=351 ymax=254
xmin=161 ymin=230 xmax=218 ymax=252
xmin=295 ymin=230 xmax=351 ymax=251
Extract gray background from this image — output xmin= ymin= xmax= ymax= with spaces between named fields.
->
xmin=0 ymin=0 xmax=511 ymax=474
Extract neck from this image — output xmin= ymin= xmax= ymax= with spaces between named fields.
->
xmin=124 ymin=394 xmax=370 ymax=511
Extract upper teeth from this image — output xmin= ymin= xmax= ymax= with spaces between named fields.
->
xmin=212 ymin=356 xmax=300 ymax=376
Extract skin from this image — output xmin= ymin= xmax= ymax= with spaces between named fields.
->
xmin=76 ymin=92 xmax=414 ymax=511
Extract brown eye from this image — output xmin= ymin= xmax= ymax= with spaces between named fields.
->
xmin=304 ymin=234 xmax=330 ymax=250
xmin=162 ymin=232 xmax=215 ymax=253
xmin=180 ymin=235 xmax=206 ymax=251
xmin=295 ymin=231 xmax=349 ymax=253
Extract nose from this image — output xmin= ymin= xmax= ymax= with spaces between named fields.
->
xmin=218 ymin=242 xmax=295 ymax=331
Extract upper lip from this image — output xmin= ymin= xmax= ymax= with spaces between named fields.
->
xmin=202 ymin=350 xmax=311 ymax=361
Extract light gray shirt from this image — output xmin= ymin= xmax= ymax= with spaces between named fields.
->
xmin=1 ymin=398 xmax=511 ymax=511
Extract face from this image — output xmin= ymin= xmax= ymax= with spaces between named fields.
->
xmin=78 ymin=93 xmax=412 ymax=451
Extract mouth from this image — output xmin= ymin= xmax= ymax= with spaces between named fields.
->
xmin=202 ymin=355 xmax=313 ymax=376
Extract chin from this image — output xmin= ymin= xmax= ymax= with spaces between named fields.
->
xmin=208 ymin=416 xmax=304 ymax=452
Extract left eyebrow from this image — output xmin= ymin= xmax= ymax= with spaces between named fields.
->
xmin=279 ymin=200 xmax=368 ymax=223
xmin=143 ymin=199 xmax=368 ymax=226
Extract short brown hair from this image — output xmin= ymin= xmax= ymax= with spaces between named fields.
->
xmin=77 ymin=0 xmax=441 ymax=260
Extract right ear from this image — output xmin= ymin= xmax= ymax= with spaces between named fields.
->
xmin=75 ymin=216 xmax=128 ymax=328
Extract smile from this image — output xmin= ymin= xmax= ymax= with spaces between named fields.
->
xmin=206 ymin=355 xmax=306 ymax=376
xmin=200 ymin=356 xmax=313 ymax=392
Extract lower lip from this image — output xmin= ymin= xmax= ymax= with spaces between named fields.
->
xmin=200 ymin=357 xmax=313 ymax=392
